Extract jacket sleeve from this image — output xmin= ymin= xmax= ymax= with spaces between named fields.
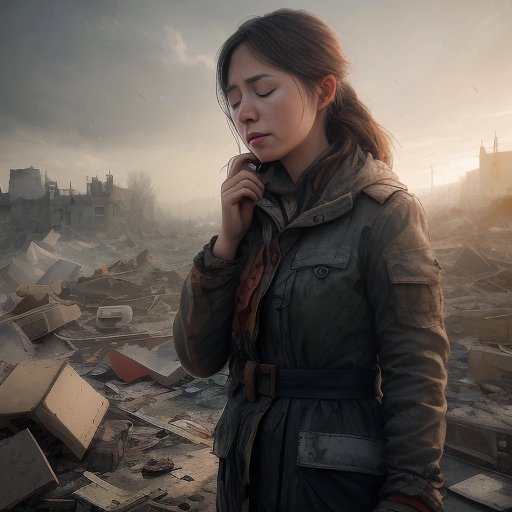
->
xmin=173 ymin=235 xmax=244 ymax=378
xmin=365 ymin=192 xmax=449 ymax=512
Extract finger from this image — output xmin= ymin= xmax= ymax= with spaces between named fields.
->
xmin=223 ymin=171 xmax=265 ymax=193
xmin=222 ymin=180 xmax=263 ymax=198
xmin=223 ymin=177 xmax=264 ymax=197
xmin=227 ymin=153 xmax=259 ymax=178
xmin=224 ymin=187 xmax=261 ymax=205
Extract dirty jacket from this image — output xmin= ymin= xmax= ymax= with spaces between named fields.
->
xmin=173 ymin=146 xmax=449 ymax=512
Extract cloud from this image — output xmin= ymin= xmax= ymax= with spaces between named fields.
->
xmin=166 ymin=27 xmax=215 ymax=70
xmin=0 ymin=1 xmax=219 ymax=151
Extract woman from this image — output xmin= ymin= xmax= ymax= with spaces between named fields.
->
xmin=174 ymin=9 xmax=449 ymax=512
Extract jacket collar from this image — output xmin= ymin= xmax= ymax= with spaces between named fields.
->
xmin=256 ymin=145 xmax=404 ymax=229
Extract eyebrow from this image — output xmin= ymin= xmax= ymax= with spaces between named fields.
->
xmin=226 ymin=73 xmax=274 ymax=94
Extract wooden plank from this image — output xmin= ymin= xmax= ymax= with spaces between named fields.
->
xmin=73 ymin=471 xmax=149 ymax=511
xmin=114 ymin=403 xmax=212 ymax=447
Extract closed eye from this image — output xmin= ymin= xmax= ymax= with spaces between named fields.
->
xmin=229 ymin=89 xmax=275 ymax=110
xmin=257 ymin=89 xmax=275 ymax=98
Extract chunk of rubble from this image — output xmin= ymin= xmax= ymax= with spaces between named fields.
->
xmin=0 ymin=358 xmax=109 ymax=459
xmin=85 ymin=419 xmax=132 ymax=473
xmin=73 ymin=471 xmax=161 ymax=511
xmin=449 ymin=473 xmax=512 ymax=511
xmin=108 ymin=341 xmax=186 ymax=387
xmin=0 ymin=322 xmax=34 ymax=365
xmin=0 ymin=428 xmax=59 ymax=510
xmin=468 ymin=345 xmax=512 ymax=381
xmin=461 ymin=309 xmax=512 ymax=344
xmin=446 ymin=407 xmax=512 ymax=476
xmin=96 ymin=305 xmax=133 ymax=331
xmin=1 ymin=302 xmax=81 ymax=340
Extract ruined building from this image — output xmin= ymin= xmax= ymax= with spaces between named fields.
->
xmin=462 ymin=135 xmax=512 ymax=203
xmin=3 ymin=167 xmax=132 ymax=233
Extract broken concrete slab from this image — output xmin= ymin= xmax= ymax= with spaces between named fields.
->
xmin=108 ymin=341 xmax=186 ymax=387
xmin=37 ymin=258 xmax=82 ymax=286
xmin=0 ymin=358 xmax=109 ymax=459
xmin=7 ymin=256 xmax=46 ymax=285
xmin=462 ymin=309 xmax=512 ymax=344
xmin=73 ymin=275 xmax=146 ymax=299
xmin=449 ymin=473 xmax=512 ymax=511
xmin=2 ymin=302 xmax=82 ymax=340
xmin=0 ymin=322 xmax=34 ymax=365
xmin=26 ymin=241 xmax=60 ymax=272
xmin=446 ymin=409 xmax=512 ymax=476
xmin=0 ymin=428 xmax=59 ymax=510
xmin=40 ymin=229 xmax=61 ymax=249
xmin=468 ymin=345 xmax=512 ymax=381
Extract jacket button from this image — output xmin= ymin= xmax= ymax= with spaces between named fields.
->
xmin=313 ymin=214 xmax=324 ymax=223
xmin=314 ymin=266 xmax=329 ymax=278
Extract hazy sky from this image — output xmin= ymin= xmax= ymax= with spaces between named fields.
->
xmin=1 ymin=0 xmax=511 ymax=215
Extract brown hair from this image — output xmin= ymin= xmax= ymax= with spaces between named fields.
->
xmin=216 ymin=9 xmax=393 ymax=167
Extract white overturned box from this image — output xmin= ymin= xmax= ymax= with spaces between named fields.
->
xmin=0 ymin=359 xmax=109 ymax=459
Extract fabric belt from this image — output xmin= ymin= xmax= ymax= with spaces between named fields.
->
xmin=240 ymin=361 xmax=380 ymax=402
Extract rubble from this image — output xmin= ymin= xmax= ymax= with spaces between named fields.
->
xmin=72 ymin=471 xmax=161 ymax=511
xmin=449 ymin=473 xmax=512 ymax=511
xmin=0 ymin=429 xmax=59 ymax=510
xmin=96 ymin=305 xmax=134 ymax=331
xmin=108 ymin=342 xmax=186 ymax=387
xmin=0 ymin=358 xmax=109 ymax=458
xmin=84 ymin=420 xmax=132 ymax=473
xmin=0 ymin=322 xmax=34 ymax=364
xmin=0 ymin=226 xmax=218 ymax=510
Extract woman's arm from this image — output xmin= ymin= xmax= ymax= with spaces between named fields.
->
xmin=173 ymin=235 xmax=244 ymax=378
xmin=366 ymin=192 xmax=449 ymax=512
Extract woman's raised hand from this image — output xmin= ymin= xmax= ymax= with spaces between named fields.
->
xmin=213 ymin=153 xmax=265 ymax=261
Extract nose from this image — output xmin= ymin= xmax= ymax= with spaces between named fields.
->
xmin=236 ymin=96 xmax=257 ymax=125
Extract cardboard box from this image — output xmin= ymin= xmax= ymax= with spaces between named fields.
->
xmin=0 ymin=358 xmax=109 ymax=459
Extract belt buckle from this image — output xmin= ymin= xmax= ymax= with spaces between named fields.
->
xmin=243 ymin=362 xmax=277 ymax=402
xmin=258 ymin=364 xmax=277 ymax=399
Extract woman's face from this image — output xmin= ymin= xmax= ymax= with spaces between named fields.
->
xmin=226 ymin=44 xmax=327 ymax=175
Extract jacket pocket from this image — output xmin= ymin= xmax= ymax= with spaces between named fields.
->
xmin=385 ymin=247 xmax=442 ymax=328
xmin=291 ymin=245 xmax=351 ymax=279
xmin=296 ymin=431 xmax=386 ymax=476
xmin=292 ymin=245 xmax=351 ymax=269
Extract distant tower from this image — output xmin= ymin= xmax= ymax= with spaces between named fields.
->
xmin=494 ymin=132 xmax=498 ymax=153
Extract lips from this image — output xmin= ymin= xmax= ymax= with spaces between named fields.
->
xmin=247 ymin=132 xmax=269 ymax=145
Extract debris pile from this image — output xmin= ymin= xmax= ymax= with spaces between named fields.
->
xmin=0 ymin=228 xmax=220 ymax=511
xmin=430 ymin=200 xmax=512 ymax=510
